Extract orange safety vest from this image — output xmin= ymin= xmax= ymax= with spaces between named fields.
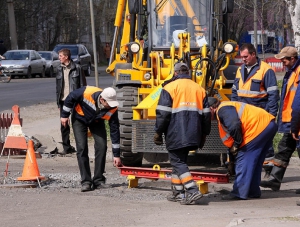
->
xmin=75 ymin=86 xmax=101 ymax=116
xmin=235 ymin=61 xmax=272 ymax=99
xmin=166 ymin=80 xmax=206 ymax=113
xmin=216 ymin=101 xmax=275 ymax=148
xmin=282 ymin=66 xmax=300 ymax=122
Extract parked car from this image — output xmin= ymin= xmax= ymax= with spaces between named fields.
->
xmin=53 ymin=44 xmax=91 ymax=76
xmin=1 ymin=50 xmax=46 ymax=79
xmin=38 ymin=51 xmax=60 ymax=77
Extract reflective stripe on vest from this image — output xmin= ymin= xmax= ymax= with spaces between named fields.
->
xmin=282 ymin=66 xmax=300 ymax=122
xmin=101 ymin=108 xmax=117 ymax=120
xmin=217 ymin=102 xmax=245 ymax=148
xmin=216 ymin=101 xmax=275 ymax=148
xmin=164 ymin=79 xmax=206 ymax=115
xmin=235 ymin=61 xmax=273 ymax=99
xmin=75 ymin=86 xmax=102 ymax=116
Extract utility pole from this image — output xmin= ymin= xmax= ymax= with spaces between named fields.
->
xmin=7 ymin=0 xmax=18 ymax=50
xmin=89 ymin=0 xmax=99 ymax=87
xmin=253 ymin=0 xmax=258 ymax=50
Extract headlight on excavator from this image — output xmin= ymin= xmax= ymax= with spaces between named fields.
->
xmin=223 ymin=42 xmax=237 ymax=54
xmin=127 ymin=42 xmax=140 ymax=53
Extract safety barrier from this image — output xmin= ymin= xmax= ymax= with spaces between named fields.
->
xmin=234 ymin=56 xmax=285 ymax=72
xmin=0 ymin=112 xmax=24 ymax=156
xmin=234 ymin=56 xmax=243 ymax=66
xmin=264 ymin=57 xmax=285 ymax=72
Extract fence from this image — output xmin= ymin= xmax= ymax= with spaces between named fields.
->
xmin=0 ymin=112 xmax=25 ymax=156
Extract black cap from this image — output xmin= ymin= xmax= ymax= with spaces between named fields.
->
xmin=208 ymin=97 xmax=219 ymax=107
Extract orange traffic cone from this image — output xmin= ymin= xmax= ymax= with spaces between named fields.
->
xmin=17 ymin=140 xmax=45 ymax=181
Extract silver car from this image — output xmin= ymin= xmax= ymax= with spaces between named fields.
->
xmin=38 ymin=51 xmax=60 ymax=77
xmin=2 ymin=50 xmax=46 ymax=79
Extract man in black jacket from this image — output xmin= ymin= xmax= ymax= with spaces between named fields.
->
xmin=56 ymin=48 xmax=86 ymax=155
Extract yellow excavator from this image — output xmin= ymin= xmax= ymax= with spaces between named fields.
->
xmin=106 ymin=0 xmax=238 ymax=166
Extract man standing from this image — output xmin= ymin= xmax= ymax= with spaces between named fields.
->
xmin=61 ymin=86 xmax=122 ymax=192
xmin=0 ymin=40 xmax=7 ymax=56
xmin=103 ymin=43 xmax=111 ymax=64
xmin=260 ymin=46 xmax=300 ymax=192
xmin=56 ymin=48 xmax=86 ymax=155
xmin=209 ymin=98 xmax=277 ymax=200
xmin=154 ymin=62 xmax=211 ymax=205
xmin=231 ymin=43 xmax=279 ymax=161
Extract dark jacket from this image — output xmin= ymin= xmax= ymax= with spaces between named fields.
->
xmin=61 ymin=86 xmax=120 ymax=157
xmin=0 ymin=44 xmax=7 ymax=55
xmin=155 ymin=74 xmax=211 ymax=151
xmin=231 ymin=58 xmax=279 ymax=117
xmin=56 ymin=60 xmax=86 ymax=107
xmin=287 ymin=59 xmax=300 ymax=134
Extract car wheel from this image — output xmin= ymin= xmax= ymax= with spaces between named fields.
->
xmin=48 ymin=67 xmax=54 ymax=77
xmin=40 ymin=66 xmax=46 ymax=78
xmin=26 ymin=67 xmax=32 ymax=79
xmin=84 ymin=63 xmax=91 ymax=77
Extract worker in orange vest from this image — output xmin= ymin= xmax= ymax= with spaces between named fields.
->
xmin=208 ymin=98 xmax=277 ymax=200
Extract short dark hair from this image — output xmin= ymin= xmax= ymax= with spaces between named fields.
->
xmin=240 ymin=43 xmax=257 ymax=55
xmin=58 ymin=48 xmax=71 ymax=60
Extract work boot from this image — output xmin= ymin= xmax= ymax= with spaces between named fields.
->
xmin=167 ymin=191 xmax=185 ymax=202
xmin=180 ymin=191 xmax=203 ymax=205
xmin=262 ymin=163 xmax=274 ymax=179
xmin=260 ymin=166 xmax=286 ymax=191
xmin=81 ymin=184 xmax=93 ymax=192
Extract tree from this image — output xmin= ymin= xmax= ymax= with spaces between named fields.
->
xmin=284 ymin=0 xmax=300 ymax=51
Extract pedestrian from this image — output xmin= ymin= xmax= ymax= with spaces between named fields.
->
xmin=231 ymin=43 xmax=279 ymax=166
xmin=60 ymin=86 xmax=122 ymax=192
xmin=260 ymin=46 xmax=300 ymax=196
xmin=0 ymin=40 xmax=7 ymax=56
xmin=103 ymin=43 xmax=111 ymax=64
xmin=208 ymin=98 xmax=278 ymax=200
xmin=154 ymin=62 xmax=211 ymax=205
xmin=56 ymin=48 xmax=86 ymax=155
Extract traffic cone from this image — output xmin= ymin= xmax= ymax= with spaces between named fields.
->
xmin=17 ymin=140 xmax=45 ymax=181
xmin=3 ymin=105 xmax=27 ymax=150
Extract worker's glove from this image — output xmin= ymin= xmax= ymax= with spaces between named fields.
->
xmin=229 ymin=146 xmax=239 ymax=156
xmin=199 ymin=135 xmax=206 ymax=149
xmin=154 ymin=132 xmax=163 ymax=145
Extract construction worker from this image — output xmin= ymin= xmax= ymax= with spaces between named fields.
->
xmin=61 ymin=86 xmax=122 ymax=192
xmin=208 ymin=98 xmax=277 ymax=200
xmin=291 ymin=73 xmax=300 ymax=206
xmin=260 ymin=47 xmax=300 ymax=195
xmin=231 ymin=43 xmax=279 ymax=162
xmin=154 ymin=62 xmax=211 ymax=205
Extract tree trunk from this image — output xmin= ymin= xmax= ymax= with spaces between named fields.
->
xmin=285 ymin=0 xmax=300 ymax=52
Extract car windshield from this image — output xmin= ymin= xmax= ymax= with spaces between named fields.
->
xmin=4 ymin=51 xmax=30 ymax=60
xmin=54 ymin=46 xmax=78 ymax=55
xmin=39 ymin=53 xmax=52 ymax=60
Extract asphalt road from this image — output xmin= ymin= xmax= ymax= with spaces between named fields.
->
xmin=0 ymin=69 xmax=114 ymax=112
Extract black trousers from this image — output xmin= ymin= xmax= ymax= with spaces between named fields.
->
xmin=274 ymin=133 xmax=297 ymax=165
xmin=169 ymin=148 xmax=198 ymax=194
xmin=59 ymin=101 xmax=72 ymax=152
xmin=72 ymin=118 xmax=107 ymax=186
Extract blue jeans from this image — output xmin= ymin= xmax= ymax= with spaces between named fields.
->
xmin=72 ymin=118 xmax=107 ymax=186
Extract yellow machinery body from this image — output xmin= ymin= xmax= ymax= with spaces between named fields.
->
xmin=107 ymin=0 xmax=237 ymax=166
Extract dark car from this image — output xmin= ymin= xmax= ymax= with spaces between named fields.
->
xmin=38 ymin=51 xmax=60 ymax=77
xmin=53 ymin=44 xmax=91 ymax=76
